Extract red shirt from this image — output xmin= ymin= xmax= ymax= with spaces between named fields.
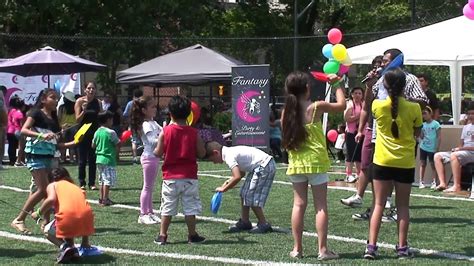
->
xmin=162 ymin=124 xmax=198 ymax=180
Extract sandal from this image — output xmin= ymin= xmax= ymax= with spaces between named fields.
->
xmin=318 ymin=250 xmax=339 ymax=261
xmin=435 ymin=185 xmax=446 ymax=192
xmin=11 ymin=219 xmax=32 ymax=235
xmin=289 ymin=251 xmax=302 ymax=258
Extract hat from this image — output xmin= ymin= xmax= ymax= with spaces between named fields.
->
xmin=63 ymin=91 xmax=76 ymax=102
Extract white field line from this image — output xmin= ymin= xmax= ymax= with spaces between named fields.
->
xmin=1 ymin=185 xmax=473 ymax=262
xmin=0 ymin=231 xmax=314 ymax=265
xmin=198 ymin=174 xmax=474 ymax=202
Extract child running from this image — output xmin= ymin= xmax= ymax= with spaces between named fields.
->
xmin=31 ymin=167 xmax=96 ymax=263
xmin=92 ymin=110 xmax=120 ymax=206
xmin=11 ymin=88 xmax=72 ymax=234
xmin=206 ymin=141 xmax=276 ymax=233
xmin=153 ymin=95 xmax=206 ymax=245
xmin=365 ymin=68 xmax=422 ymax=259
xmin=418 ymin=106 xmax=441 ymax=189
xmin=130 ymin=96 xmax=162 ymax=224
xmin=281 ymin=71 xmax=345 ymax=260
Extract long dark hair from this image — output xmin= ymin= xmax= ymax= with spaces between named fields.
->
xmin=281 ymin=71 xmax=309 ymax=150
xmin=49 ymin=167 xmax=74 ymax=184
xmin=130 ymin=96 xmax=153 ymax=136
xmin=384 ymin=68 xmax=406 ymax=139
xmin=34 ymin=88 xmax=58 ymax=121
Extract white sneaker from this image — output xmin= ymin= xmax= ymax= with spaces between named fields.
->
xmin=430 ymin=181 xmax=437 ymax=189
xmin=340 ymin=194 xmax=363 ymax=207
xmin=345 ymin=174 xmax=358 ymax=183
xmin=148 ymin=213 xmax=161 ymax=223
xmin=419 ymin=183 xmax=426 ymax=189
xmin=138 ymin=214 xmax=157 ymax=225
xmin=385 ymin=198 xmax=392 ymax=209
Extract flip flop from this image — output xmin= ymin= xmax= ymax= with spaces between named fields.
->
xmin=444 ymin=187 xmax=460 ymax=193
xmin=435 ymin=185 xmax=446 ymax=192
xmin=11 ymin=219 xmax=32 ymax=235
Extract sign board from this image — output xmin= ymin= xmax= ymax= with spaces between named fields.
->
xmin=231 ymin=65 xmax=270 ymax=150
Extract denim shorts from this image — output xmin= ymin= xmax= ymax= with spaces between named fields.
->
xmin=26 ymin=155 xmax=53 ymax=171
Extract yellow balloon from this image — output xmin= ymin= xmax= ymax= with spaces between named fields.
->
xmin=341 ymin=54 xmax=352 ymax=66
xmin=186 ymin=111 xmax=194 ymax=125
xmin=332 ymin=44 xmax=347 ymax=62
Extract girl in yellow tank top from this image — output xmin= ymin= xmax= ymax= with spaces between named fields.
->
xmin=281 ymin=71 xmax=346 ymax=260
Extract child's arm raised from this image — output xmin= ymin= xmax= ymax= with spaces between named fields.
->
xmin=153 ymin=132 xmax=165 ymax=157
xmin=316 ymin=76 xmax=346 ymax=113
xmin=216 ymin=166 xmax=243 ymax=192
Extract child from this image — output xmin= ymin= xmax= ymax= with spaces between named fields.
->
xmin=281 ymin=71 xmax=345 ymax=260
xmin=131 ymin=96 xmax=162 ymax=224
xmin=419 ymin=106 xmax=441 ymax=189
xmin=31 ymin=167 xmax=97 ymax=263
xmin=434 ymin=103 xmax=474 ymax=192
xmin=11 ymin=88 xmax=71 ymax=234
xmin=206 ymin=141 xmax=276 ymax=233
xmin=366 ymin=68 xmax=422 ymax=259
xmin=92 ymin=110 xmax=120 ymax=206
xmin=153 ymin=95 xmax=206 ymax=245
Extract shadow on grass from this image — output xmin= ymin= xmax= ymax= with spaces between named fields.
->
xmin=77 ymin=253 xmax=116 ymax=264
xmin=171 ymin=236 xmax=258 ymax=245
xmin=410 ymin=205 xmax=455 ymax=210
xmin=112 ymin=187 xmax=142 ymax=191
xmin=95 ymin=227 xmax=143 ymax=236
xmin=410 ymin=217 xmax=474 ymax=225
xmin=0 ymin=248 xmax=52 ymax=258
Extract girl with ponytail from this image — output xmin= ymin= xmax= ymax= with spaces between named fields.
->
xmin=366 ymin=68 xmax=423 ymax=259
xmin=281 ymin=71 xmax=345 ymax=260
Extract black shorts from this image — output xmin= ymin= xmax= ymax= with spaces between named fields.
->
xmin=345 ymin=132 xmax=362 ymax=162
xmin=372 ymin=164 xmax=415 ymax=184
xmin=419 ymin=148 xmax=435 ymax=163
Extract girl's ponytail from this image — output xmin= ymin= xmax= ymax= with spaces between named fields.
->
xmin=130 ymin=96 xmax=152 ymax=137
xmin=384 ymin=68 xmax=406 ymax=139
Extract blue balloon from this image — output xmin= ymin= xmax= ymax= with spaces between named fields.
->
xmin=381 ymin=53 xmax=404 ymax=75
xmin=322 ymin=44 xmax=334 ymax=59
xmin=53 ymin=80 xmax=61 ymax=94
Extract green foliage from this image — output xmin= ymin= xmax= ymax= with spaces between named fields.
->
xmin=212 ymin=111 xmax=232 ymax=133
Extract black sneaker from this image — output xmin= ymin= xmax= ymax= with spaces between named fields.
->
xmin=228 ymin=219 xmax=253 ymax=233
xmin=364 ymin=243 xmax=378 ymax=260
xmin=249 ymin=222 xmax=272 ymax=234
xmin=57 ymin=244 xmax=75 ymax=263
xmin=188 ymin=233 xmax=206 ymax=244
xmin=352 ymin=208 xmax=371 ymax=220
xmin=382 ymin=208 xmax=398 ymax=223
xmin=396 ymin=244 xmax=415 ymax=259
xmin=154 ymin=235 xmax=167 ymax=245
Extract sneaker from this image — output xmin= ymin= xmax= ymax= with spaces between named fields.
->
xmin=364 ymin=243 xmax=378 ymax=260
xmin=228 ymin=219 xmax=253 ymax=232
xmin=154 ymin=235 xmax=167 ymax=245
xmin=345 ymin=174 xmax=358 ymax=183
xmin=102 ymin=198 xmax=114 ymax=206
xmin=14 ymin=162 xmax=25 ymax=167
xmin=352 ymin=208 xmax=371 ymax=220
xmin=385 ymin=197 xmax=392 ymax=209
xmin=188 ymin=233 xmax=206 ymax=244
xmin=396 ymin=244 xmax=415 ymax=259
xmin=318 ymin=250 xmax=339 ymax=261
xmin=80 ymin=185 xmax=86 ymax=190
xmin=340 ymin=194 xmax=363 ymax=207
xmin=57 ymin=244 xmax=75 ymax=263
xmin=89 ymin=185 xmax=97 ymax=190
xmin=138 ymin=214 xmax=157 ymax=225
xmin=382 ymin=208 xmax=398 ymax=223
xmin=148 ymin=213 xmax=161 ymax=223
xmin=249 ymin=222 xmax=272 ymax=234
xmin=430 ymin=181 xmax=437 ymax=189
xmin=419 ymin=182 xmax=426 ymax=189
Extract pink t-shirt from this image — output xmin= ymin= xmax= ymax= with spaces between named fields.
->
xmin=7 ymin=108 xmax=24 ymax=134
xmin=345 ymin=101 xmax=362 ymax=134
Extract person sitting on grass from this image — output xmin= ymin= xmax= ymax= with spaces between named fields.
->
xmin=433 ymin=103 xmax=474 ymax=192
xmin=92 ymin=110 xmax=120 ymax=206
xmin=205 ymin=141 xmax=276 ymax=234
xmin=153 ymin=95 xmax=207 ymax=245
xmin=31 ymin=167 xmax=97 ymax=264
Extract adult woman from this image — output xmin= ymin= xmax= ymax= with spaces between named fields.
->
xmin=343 ymin=87 xmax=364 ymax=183
xmin=58 ymin=92 xmax=78 ymax=163
xmin=75 ymin=82 xmax=101 ymax=190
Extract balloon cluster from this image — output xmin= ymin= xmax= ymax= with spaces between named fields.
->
xmin=464 ymin=0 xmax=474 ymax=20
xmin=321 ymin=28 xmax=352 ymax=76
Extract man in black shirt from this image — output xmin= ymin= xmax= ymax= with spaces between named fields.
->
xmin=417 ymin=73 xmax=440 ymax=120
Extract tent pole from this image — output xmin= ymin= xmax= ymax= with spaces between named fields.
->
xmin=209 ymin=84 xmax=213 ymax=123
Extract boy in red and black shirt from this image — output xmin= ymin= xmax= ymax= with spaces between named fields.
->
xmin=153 ymin=96 xmax=206 ymax=245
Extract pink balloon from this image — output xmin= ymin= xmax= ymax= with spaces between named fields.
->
xmin=327 ymin=28 xmax=342 ymax=44
xmin=469 ymin=0 xmax=474 ymax=9
xmin=327 ymin=129 xmax=338 ymax=143
xmin=338 ymin=64 xmax=350 ymax=75
xmin=464 ymin=4 xmax=474 ymax=20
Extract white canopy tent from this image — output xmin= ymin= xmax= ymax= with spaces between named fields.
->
xmin=347 ymin=16 xmax=474 ymax=125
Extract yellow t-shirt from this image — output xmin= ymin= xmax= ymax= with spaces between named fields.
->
xmin=372 ymin=97 xmax=422 ymax=168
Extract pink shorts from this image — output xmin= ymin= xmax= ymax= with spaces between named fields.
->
xmin=361 ymin=128 xmax=374 ymax=171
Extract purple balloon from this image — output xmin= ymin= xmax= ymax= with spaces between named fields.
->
xmin=464 ymin=4 xmax=474 ymax=20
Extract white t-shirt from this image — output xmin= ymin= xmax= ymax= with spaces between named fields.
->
xmin=461 ymin=123 xmax=474 ymax=147
xmin=140 ymin=120 xmax=162 ymax=157
xmin=221 ymin=146 xmax=272 ymax=172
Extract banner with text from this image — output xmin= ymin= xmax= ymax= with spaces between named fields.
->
xmin=231 ymin=65 xmax=270 ymax=150
xmin=0 ymin=73 xmax=81 ymax=106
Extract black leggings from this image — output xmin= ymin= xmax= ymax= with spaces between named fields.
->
xmin=78 ymin=134 xmax=96 ymax=187
xmin=7 ymin=133 xmax=18 ymax=165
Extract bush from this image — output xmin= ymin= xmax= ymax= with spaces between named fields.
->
xmin=212 ymin=111 xmax=232 ymax=133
